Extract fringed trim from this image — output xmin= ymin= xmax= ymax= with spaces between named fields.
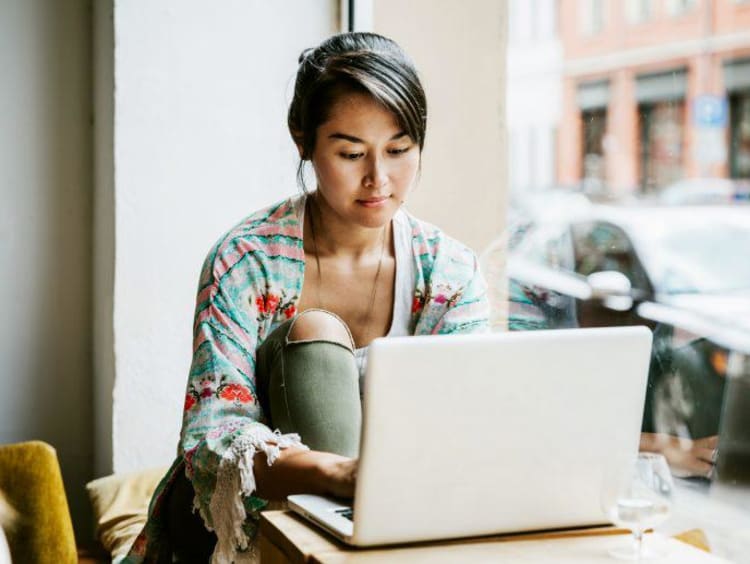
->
xmin=207 ymin=428 xmax=307 ymax=564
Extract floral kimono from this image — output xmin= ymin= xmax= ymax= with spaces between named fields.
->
xmin=124 ymin=194 xmax=490 ymax=563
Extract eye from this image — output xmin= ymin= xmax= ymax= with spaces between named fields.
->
xmin=388 ymin=146 xmax=412 ymax=156
xmin=340 ymin=152 xmax=364 ymax=161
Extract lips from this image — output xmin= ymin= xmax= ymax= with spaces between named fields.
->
xmin=357 ymin=196 xmax=390 ymax=208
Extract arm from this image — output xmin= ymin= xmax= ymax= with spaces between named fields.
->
xmin=181 ymin=248 xmax=337 ymax=559
xmin=254 ymin=448 xmax=357 ymax=500
xmin=639 ymin=433 xmax=717 ymax=478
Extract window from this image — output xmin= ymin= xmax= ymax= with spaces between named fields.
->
xmin=505 ymin=0 xmax=750 ymax=519
xmin=511 ymin=0 xmax=558 ymax=43
xmin=635 ymin=70 xmax=687 ymax=192
xmin=572 ymin=221 xmax=651 ymax=293
xmin=581 ymin=108 xmax=607 ymax=191
xmin=666 ymin=0 xmax=696 ymax=16
xmin=577 ymin=80 xmax=610 ymax=192
xmin=626 ymin=0 xmax=653 ymax=24
xmin=730 ymin=90 xmax=750 ymax=179
xmin=580 ymin=0 xmax=605 ymax=35
xmin=639 ymin=101 xmax=685 ymax=191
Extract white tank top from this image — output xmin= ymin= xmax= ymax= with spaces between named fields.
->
xmin=353 ymin=208 xmax=415 ymax=394
xmin=297 ymin=197 xmax=416 ymax=393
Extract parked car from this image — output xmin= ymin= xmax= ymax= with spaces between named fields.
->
xmin=487 ymin=194 xmax=750 ymax=446
xmin=500 ymin=195 xmax=750 ymax=332
xmin=656 ymin=177 xmax=750 ymax=206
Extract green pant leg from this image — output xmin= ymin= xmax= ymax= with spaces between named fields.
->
xmin=256 ymin=318 xmax=362 ymax=458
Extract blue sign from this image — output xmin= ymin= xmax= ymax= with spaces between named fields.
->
xmin=693 ymin=95 xmax=727 ymax=128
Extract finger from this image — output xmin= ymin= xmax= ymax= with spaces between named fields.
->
xmin=693 ymin=447 xmax=717 ymax=465
xmin=686 ymin=458 xmax=714 ymax=478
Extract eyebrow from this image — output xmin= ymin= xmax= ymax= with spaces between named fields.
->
xmin=328 ymin=131 xmax=408 ymax=143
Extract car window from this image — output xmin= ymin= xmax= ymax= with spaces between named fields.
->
xmin=572 ymin=221 xmax=651 ymax=292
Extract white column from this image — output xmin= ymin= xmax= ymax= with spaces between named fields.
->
xmin=94 ymin=0 xmax=338 ymax=473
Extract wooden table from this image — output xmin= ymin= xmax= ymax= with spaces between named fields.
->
xmin=259 ymin=510 xmax=728 ymax=564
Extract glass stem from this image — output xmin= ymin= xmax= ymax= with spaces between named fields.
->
xmin=633 ymin=529 xmax=644 ymax=561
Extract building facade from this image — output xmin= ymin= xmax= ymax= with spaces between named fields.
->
xmin=558 ymin=0 xmax=750 ymax=195
xmin=507 ymin=0 xmax=563 ymax=196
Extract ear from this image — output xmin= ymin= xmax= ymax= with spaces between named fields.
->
xmin=290 ymin=129 xmax=305 ymax=159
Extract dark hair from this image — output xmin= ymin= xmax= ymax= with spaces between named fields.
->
xmin=288 ymin=32 xmax=427 ymax=190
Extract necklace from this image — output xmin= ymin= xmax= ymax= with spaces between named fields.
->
xmin=307 ymin=196 xmax=388 ymax=348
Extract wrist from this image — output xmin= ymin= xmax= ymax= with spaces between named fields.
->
xmin=640 ymin=432 xmax=663 ymax=454
xmin=313 ymin=452 xmax=350 ymax=496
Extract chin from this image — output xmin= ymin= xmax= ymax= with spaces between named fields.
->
xmin=352 ymin=201 xmax=399 ymax=228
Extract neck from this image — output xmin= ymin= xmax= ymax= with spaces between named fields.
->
xmin=306 ymin=192 xmax=390 ymax=259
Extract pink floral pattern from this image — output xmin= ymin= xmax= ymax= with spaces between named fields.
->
xmin=217 ymin=382 xmax=254 ymax=404
xmin=254 ymin=292 xmax=297 ymax=322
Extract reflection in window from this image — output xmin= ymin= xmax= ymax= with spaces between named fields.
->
xmin=643 ymin=331 xmax=726 ymax=440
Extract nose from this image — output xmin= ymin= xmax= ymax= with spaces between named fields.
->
xmin=363 ymin=155 xmax=388 ymax=189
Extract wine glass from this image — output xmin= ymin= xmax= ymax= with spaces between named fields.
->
xmin=601 ymin=452 xmax=674 ymax=560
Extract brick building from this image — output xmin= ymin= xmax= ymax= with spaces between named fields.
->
xmin=558 ymin=0 xmax=750 ymax=195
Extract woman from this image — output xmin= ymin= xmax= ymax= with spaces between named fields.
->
xmin=125 ymin=32 xmax=489 ymax=563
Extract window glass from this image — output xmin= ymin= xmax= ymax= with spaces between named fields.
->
xmin=632 ymin=220 xmax=750 ymax=294
xmin=730 ymin=90 xmax=750 ymax=178
xmin=572 ymin=221 xmax=650 ymax=292
xmin=639 ymin=101 xmax=685 ymax=191
xmin=505 ymin=0 xmax=750 ymax=544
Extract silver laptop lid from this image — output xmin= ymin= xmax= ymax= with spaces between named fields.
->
xmin=351 ymin=326 xmax=652 ymax=546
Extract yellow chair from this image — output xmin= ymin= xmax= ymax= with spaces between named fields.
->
xmin=0 ymin=441 xmax=77 ymax=564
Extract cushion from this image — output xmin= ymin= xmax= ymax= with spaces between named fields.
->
xmin=0 ymin=491 xmax=13 ymax=564
xmin=86 ymin=466 xmax=168 ymax=559
xmin=0 ymin=441 xmax=77 ymax=564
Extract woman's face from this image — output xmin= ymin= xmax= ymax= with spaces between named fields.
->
xmin=309 ymin=92 xmax=420 ymax=229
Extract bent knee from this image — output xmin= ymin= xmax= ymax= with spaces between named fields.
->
xmin=288 ymin=310 xmax=354 ymax=350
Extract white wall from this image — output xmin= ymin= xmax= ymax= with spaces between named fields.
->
xmin=0 ymin=0 xmax=93 ymax=540
xmin=100 ymin=1 xmax=339 ymax=473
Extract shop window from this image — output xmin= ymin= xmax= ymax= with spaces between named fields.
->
xmin=627 ymin=0 xmax=653 ymax=24
xmin=730 ymin=90 xmax=750 ymax=179
xmin=581 ymin=108 xmax=607 ymax=191
xmin=666 ymin=0 xmax=696 ymax=16
xmin=580 ymin=0 xmax=605 ymax=35
xmin=639 ymin=101 xmax=685 ymax=191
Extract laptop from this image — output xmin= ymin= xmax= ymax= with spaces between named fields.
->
xmin=288 ymin=326 xmax=652 ymax=547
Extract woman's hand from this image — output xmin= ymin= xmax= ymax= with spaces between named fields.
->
xmin=253 ymin=448 xmax=357 ymax=500
xmin=318 ymin=454 xmax=358 ymax=499
xmin=640 ymin=433 xmax=717 ymax=478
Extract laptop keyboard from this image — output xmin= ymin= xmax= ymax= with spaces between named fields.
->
xmin=334 ymin=507 xmax=354 ymax=521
